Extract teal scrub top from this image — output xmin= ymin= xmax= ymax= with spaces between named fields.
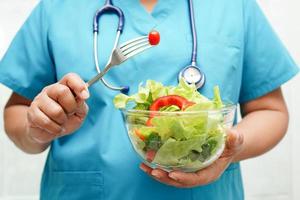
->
xmin=0 ymin=0 xmax=299 ymax=199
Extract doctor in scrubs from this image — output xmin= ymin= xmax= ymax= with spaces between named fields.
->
xmin=0 ymin=0 xmax=299 ymax=199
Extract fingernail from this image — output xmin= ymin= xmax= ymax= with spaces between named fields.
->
xmin=169 ymin=173 xmax=178 ymax=181
xmin=61 ymin=127 xmax=66 ymax=134
xmin=151 ymin=171 xmax=161 ymax=179
xmin=81 ymin=90 xmax=90 ymax=99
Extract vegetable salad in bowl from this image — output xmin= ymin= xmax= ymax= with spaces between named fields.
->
xmin=114 ymin=79 xmax=236 ymax=172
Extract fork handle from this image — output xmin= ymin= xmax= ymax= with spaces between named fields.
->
xmin=87 ymin=63 xmax=112 ymax=87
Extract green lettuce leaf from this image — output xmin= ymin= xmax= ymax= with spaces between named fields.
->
xmin=159 ymin=105 xmax=181 ymax=112
xmin=113 ymin=79 xmax=224 ymax=110
xmin=167 ymin=79 xmax=209 ymax=104
xmin=114 ymin=79 xmax=228 ymax=169
xmin=153 ymin=136 xmax=206 ymax=166
xmin=213 ymin=86 xmax=223 ymax=108
xmin=145 ymin=80 xmax=168 ymax=100
xmin=113 ymin=93 xmax=133 ymax=109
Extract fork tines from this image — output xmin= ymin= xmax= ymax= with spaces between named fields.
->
xmin=120 ymin=36 xmax=151 ymax=57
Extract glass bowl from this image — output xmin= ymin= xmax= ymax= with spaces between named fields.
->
xmin=122 ymin=104 xmax=236 ymax=172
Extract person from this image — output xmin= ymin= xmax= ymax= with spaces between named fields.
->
xmin=0 ymin=0 xmax=298 ymax=199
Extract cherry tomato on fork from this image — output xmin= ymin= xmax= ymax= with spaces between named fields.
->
xmin=148 ymin=31 xmax=160 ymax=46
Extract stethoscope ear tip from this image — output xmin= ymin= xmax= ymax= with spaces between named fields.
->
xmin=121 ymin=86 xmax=130 ymax=94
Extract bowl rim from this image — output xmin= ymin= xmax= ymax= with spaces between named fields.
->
xmin=121 ymin=103 xmax=236 ymax=116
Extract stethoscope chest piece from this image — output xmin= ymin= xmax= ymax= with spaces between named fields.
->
xmin=178 ymin=65 xmax=205 ymax=90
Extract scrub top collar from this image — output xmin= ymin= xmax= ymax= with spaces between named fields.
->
xmin=117 ymin=0 xmax=175 ymax=34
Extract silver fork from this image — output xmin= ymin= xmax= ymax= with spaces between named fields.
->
xmin=87 ymin=36 xmax=152 ymax=87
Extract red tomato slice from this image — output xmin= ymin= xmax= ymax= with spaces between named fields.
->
xmin=146 ymin=95 xmax=195 ymax=126
xmin=146 ymin=150 xmax=156 ymax=162
xmin=150 ymin=95 xmax=190 ymax=112
xmin=148 ymin=31 xmax=160 ymax=46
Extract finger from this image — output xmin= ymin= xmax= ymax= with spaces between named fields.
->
xmin=63 ymin=115 xmax=85 ymax=135
xmin=151 ymin=169 xmax=185 ymax=187
xmin=28 ymin=127 xmax=56 ymax=144
xmin=45 ymin=84 xmax=79 ymax=115
xmin=54 ymin=101 xmax=88 ymax=135
xmin=28 ymin=104 xmax=64 ymax=135
xmin=168 ymin=170 xmax=203 ymax=186
xmin=45 ymin=84 xmax=78 ymax=114
xmin=59 ymin=73 xmax=89 ymax=100
xmin=139 ymin=163 xmax=152 ymax=175
xmin=198 ymin=157 xmax=230 ymax=181
xmin=36 ymin=94 xmax=68 ymax=125
xmin=139 ymin=164 xmax=184 ymax=187
xmin=74 ymin=100 xmax=89 ymax=119
xmin=227 ymin=129 xmax=243 ymax=149
xmin=222 ymin=129 xmax=244 ymax=157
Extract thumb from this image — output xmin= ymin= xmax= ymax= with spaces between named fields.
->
xmin=223 ymin=129 xmax=244 ymax=157
xmin=75 ymin=100 xmax=89 ymax=119
xmin=62 ymin=101 xmax=89 ymax=135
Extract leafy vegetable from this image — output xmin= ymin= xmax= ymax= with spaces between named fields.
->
xmin=144 ymin=133 xmax=162 ymax=151
xmin=159 ymin=105 xmax=180 ymax=112
xmin=114 ymin=78 xmax=220 ymax=110
xmin=213 ymin=86 xmax=223 ymax=108
xmin=153 ymin=136 xmax=206 ymax=166
xmin=113 ymin=93 xmax=132 ymax=109
xmin=115 ymin=79 xmax=229 ymax=171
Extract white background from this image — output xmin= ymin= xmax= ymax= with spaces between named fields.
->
xmin=0 ymin=0 xmax=299 ymax=200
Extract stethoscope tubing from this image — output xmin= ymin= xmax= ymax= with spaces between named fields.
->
xmin=93 ymin=0 xmax=124 ymax=33
xmin=93 ymin=31 xmax=125 ymax=91
xmin=188 ymin=0 xmax=198 ymax=65
xmin=93 ymin=0 xmax=205 ymax=93
xmin=93 ymin=0 xmax=129 ymax=93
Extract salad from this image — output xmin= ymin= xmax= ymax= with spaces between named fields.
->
xmin=114 ymin=79 xmax=232 ymax=171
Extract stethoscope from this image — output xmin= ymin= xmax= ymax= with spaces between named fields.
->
xmin=93 ymin=0 xmax=205 ymax=94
